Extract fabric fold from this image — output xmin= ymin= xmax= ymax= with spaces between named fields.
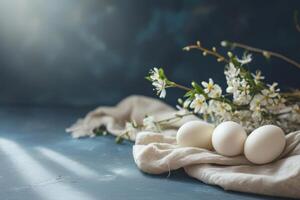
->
xmin=67 ymin=95 xmax=300 ymax=199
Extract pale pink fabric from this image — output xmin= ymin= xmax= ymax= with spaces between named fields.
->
xmin=67 ymin=95 xmax=300 ymax=199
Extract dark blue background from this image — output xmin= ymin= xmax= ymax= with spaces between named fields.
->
xmin=0 ymin=0 xmax=299 ymax=107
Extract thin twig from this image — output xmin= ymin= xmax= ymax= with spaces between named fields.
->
xmin=156 ymin=113 xmax=193 ymax=124
xmin=228 ymin=41 xmax=300 ymax=69
xmin=173 ymin=83 xmax=192 ymax=91
xmin=184 ymin=42 xmax=229 ymax=63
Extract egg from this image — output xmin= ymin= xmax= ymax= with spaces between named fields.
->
xmin=244 ymin=125 xmax=286 ymax=164
xmin=212 ymin=121 xmax=247 ymax=156
xmin=176 ymin=121 xmax=214 ymax=149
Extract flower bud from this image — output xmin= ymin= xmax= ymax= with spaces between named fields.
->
xmin=221 ymin=41 xmax=228 ymax=47
xmin=177 ymin=98 xmax=183 ymax=105
xmin=191 ymin=81 xmax=197 ymax=88
xmin=183 ymin=47 xmax=190 ymax=51
xmin=262 ymin=51 xmax=271 ymax=59
xmin=227 ymin=51 xmax=233 ymax=57
xmin=217 ymin=58 xmax=224 ymax=62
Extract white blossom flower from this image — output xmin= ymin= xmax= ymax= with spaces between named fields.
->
xmin=236 ymin=54 xmax=252 ymax=65
xmin=232 ymin=79 xmax=251 ymax=105
xmin=201 ymin=78 xmax=222 ymax=98
xmin=273 ymin=96 xmax=286 ymax=109
xmin=260 ymin=82 xmax=280 ymax=107
xmin=240 ymin=79 xmax=251 ymax=95
xmin=234 ymin=92 xmax=251 ymax=105
xmin=249 ymin=95 xmax=266 ymax=122
xmin=252 ymin=70 xmax=265 ymax=84
xmin=190 ymin=94 xmax=208 ymax=114
xmin=251 ymin=107 xmax=263 ymax=121
xmin=209 ymin=100 xmax=232 ymax=120
xmin=143 ymin=116 xmax=158 ymax=131
xmin=265 ymin=82 xmax=280 ymax=98
xmin=149 ymin=67 xmax=160 ymax=81
xmin=149 ymin=67 xmax=168 ymax=98
xmin=226 ymin=78 xmax=240 ymax=94
xmin=225 ymin=63 xmax=240 ymax=78
xmin=250 ymin=94 xmax=265 ymax=111
xmin=152 ymin=79 xmax=167 ymax=98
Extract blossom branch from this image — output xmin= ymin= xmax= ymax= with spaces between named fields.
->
xmin=183 ymin=41 xmax=229 ymax=63
xmin=282 ymin=90 xmax=300 ymax=103
xmin=114 ymin=112 xmax=193 ymax=144
xmin=147 ymin=39 xmax=300 ymax=133
xmin=156 ymin=113 xmax=193 ymax=124
xmin=222 ymin=41 xmax=300 ymax=69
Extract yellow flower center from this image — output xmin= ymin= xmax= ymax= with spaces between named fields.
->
xmin=196 ymin=99 xmax=203 ymax=105
xmin=207 ymin=83 xmax=213 ymax=91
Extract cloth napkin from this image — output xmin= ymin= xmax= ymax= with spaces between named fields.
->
xmin=67 ymin=95 xmax=300 ymax=199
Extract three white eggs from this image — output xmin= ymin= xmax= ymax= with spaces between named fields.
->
xmin=176 ymin=120 xmax=286 ymax=164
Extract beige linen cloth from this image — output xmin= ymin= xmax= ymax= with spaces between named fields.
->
xmin=67 ymin=95 xmax=300 ymax=199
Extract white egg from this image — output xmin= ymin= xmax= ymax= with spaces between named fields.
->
xmin=176 ymin=121 xmax=214 ymax=149
xmin=244 ymin=125 xmax=286 ymax=164
xmin=212 ymin=121 xmax=247 ymax=156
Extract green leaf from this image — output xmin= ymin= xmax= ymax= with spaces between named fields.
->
xmin=191 ymin=81 xmax=204 ymax=94
xmin=158 ymin=68 xmax=165 ymax=79
xmin=230 ymin=57 xmax=241 ymax=67
xmin=184 ymin=90 xmax=194 ymax=98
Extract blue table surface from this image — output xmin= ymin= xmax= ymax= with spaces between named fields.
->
xmin=0 ymin=106 xmax=292 ymax=200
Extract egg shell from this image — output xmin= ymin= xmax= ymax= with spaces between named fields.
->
xmin=212 ymin=121 xmax=247 ymax=156
xmin=244 ymin=125 xmax=286 ymax=164
xmin=176 ymin=121 xmax=214 ymax=149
